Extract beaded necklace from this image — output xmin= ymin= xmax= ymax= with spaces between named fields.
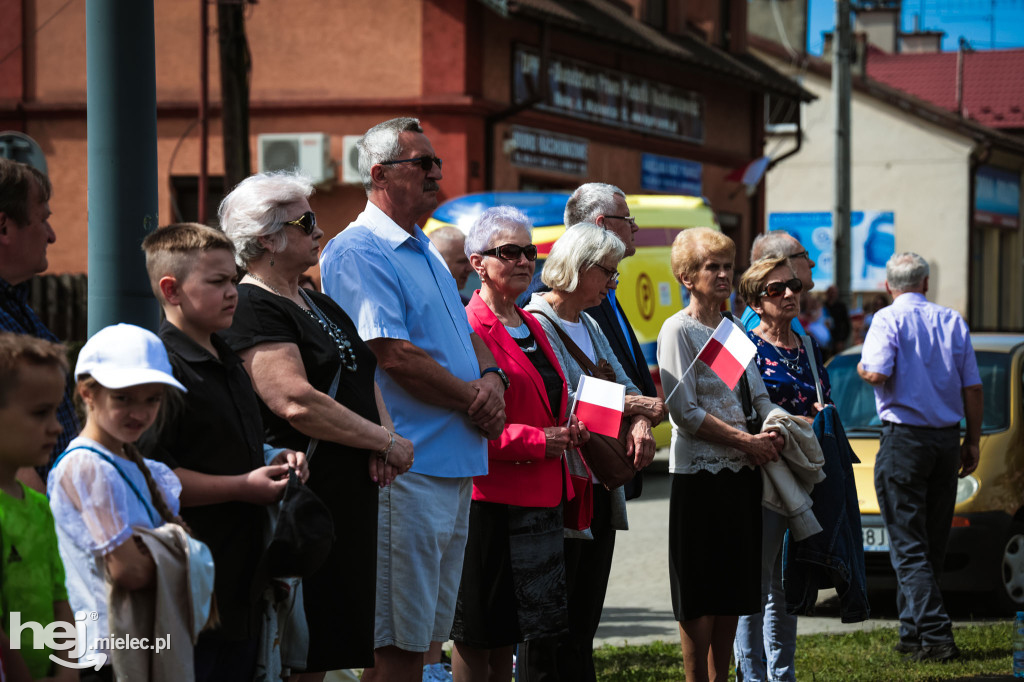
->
xmin=246 ymin=273 xmax=358 ymax=372
xmin=761 ymin=326 xmax=804 ymax=374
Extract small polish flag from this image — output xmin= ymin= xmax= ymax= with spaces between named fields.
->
xmin=571 ymin=375 xmax=625 ymax=438
xmin=697 ymin=318 xmax=758 ymax=390
xmin=725 ymin=155 xmax=771 ymax=187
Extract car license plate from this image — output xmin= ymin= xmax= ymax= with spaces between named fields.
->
xmin=862 ymin=524 xmax=890 ymax=552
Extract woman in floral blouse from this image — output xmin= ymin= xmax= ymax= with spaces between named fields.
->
xmin=734 ymin=254 xmax=832 ymax=682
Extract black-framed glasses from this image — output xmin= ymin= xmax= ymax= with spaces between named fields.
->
xmin=759 ymin=278 xmax=803 ymax=299
xmin=479 ymin=243 xmax=538 ymax=262
xmin=283 ymin=211 xmax=317 ymax=235
xmin=604 ymin=215 xmax=637 ymax=227
xmin=379 ymin=155 xmax=443 ymax=172
xmin=592 ymin=263 xmax=620 ymax=283
xmin=790 ymin=249 xmax=811 ymax=261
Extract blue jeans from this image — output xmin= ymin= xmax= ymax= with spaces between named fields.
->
xmin=874 ymin=422 xmax=959 ymax=647
xmin=734 ymin=510 xmax=797 ymax=682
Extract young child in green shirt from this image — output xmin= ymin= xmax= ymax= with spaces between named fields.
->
xmin=0 ymin=333 xmax=76 ymax=680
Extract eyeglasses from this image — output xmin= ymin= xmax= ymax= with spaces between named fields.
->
xmin=790 ymin=249 xmax=811 ymax=261
xmin=479 ymin=243 xmax=538 ymax=262
xmin=759 ymin=278 xmax=804 ymax=299
xmin=593 ymin=263 xmax=620 ymax=283
xmin=604 ymin=215 xmax=637 ymax=227
xmin=379 ymin=155 xmax=443 ymax=172
xmin=283 ymin=211 xmax=317 ymax=235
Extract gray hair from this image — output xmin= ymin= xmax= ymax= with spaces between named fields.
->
xmin=750 ymin=231 xmax=798 ymax=261
xmin=542 ymin=223 xmax=625 ymax=293
xmin=465 ymin=206 xmax=533 ymax=257
xmin=357 ymin=117 xmax=423 ymax=195
xmin=218 ymin=172 xmax=314 ymax=268
xmin=428 ymin=225 xmax=465 ymax=251
xmin=564 ymin=182 xmax=626 ymax=227
xmin=886 ymin=252 xmax=929 ymax=292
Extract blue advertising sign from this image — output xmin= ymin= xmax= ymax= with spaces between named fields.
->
xmin=641 ymin=154 xmax=703 ymax=195
xmin=975 ymin=165 xmax=1020 ymax=228
xmin=768 ymin=211 xmax=895 ymax=291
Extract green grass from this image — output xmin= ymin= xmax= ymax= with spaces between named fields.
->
xmin=594 ymin=622 xmax=1015 ymax=681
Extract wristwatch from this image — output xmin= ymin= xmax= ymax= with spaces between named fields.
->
xmin=481 ymin=366 xmax=510 ymax=391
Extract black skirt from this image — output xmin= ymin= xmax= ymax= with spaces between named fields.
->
xmin=668 ymin=468 xmax=762 ymax=621
xmin=450 ymin=501 xmax=568 ymax=648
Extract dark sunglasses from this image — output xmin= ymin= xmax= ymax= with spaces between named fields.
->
xmin=759 ymin=278 xmax=804 ymax=299
xmin=479 ymin=243 xmax=538 ymax=262
xmin=604 ymin=215 xmax=637 ymax=227
xmin=283 ymin=211 xmax=317 ymax=235
xmin=379 ymin=155 xmax=443 ymax=172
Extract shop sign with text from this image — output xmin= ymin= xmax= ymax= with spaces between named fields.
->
xmin=512 ymin=46 xmax=704 ymax=144
xmin=508 ymin=126 xmax=588 ymax=176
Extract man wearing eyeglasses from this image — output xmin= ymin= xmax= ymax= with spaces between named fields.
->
xmin=520 ymin=182 xmax=664 ymax=682
xmin=0 ymin=159 xmax=78 ymax=494
xmin=740 ymin=231 xmax=816 ymax=333
xmin=320 ymin=117 xmax=506 ymax=682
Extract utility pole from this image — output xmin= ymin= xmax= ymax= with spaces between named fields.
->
xmin=833 ymin=0 xmax=852 ymax=306
xmin=86 ymin=0 xmax=160 ymax=333
xmin=218 ymin=1 xmax=252 ymax=194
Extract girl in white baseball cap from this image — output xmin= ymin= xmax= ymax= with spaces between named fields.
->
xmin=46 ymin=323 xmax=189 ymax=676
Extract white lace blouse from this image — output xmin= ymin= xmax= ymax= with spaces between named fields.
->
xmin=657 ymin=311 xmax=775 ymax=474
xmin=47 ymin=436 xmax=181 ymax=660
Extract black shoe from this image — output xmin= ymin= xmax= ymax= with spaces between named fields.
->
xmin=906 ymin=642 xmax=960 ymax=663
xmin=893 ymin=641 xmax=920 ymax=654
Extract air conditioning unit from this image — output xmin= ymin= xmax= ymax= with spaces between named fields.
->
xmin=340 ymin=135 xmax=362 ymax=185
xmin=257 ymin=133 xmax=335 ymax=185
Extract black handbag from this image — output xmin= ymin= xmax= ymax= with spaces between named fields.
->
xmin=533 ymin=311 xmax=636 ymax=490
xmin=263 ymin=468 xmax=335 ymax=578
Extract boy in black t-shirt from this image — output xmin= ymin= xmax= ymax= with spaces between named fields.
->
xmin=139 ymin=223 xmax=307 ymax=682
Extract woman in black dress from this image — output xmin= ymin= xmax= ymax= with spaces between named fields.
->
xmin=218 ymin=171 xmax=413 ymax=681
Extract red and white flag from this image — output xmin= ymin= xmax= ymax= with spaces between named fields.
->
xmin=697 ymin=318 xmax=757 ymax=390
xmin=571 ymin=375 xmax=625 ymax=438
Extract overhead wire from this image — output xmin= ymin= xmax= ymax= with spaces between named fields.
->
xmin=0 ymin=0 xmax=80 ymax=68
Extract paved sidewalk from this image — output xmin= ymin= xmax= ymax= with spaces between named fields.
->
xmin=595 ymin=467 xmax=900 ymax=648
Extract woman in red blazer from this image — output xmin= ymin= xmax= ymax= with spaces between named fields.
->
xmin=450 ymin=206 xmax=589 ymax=682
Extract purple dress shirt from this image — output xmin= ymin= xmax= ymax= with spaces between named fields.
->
xmin=860 ymin=292 xmax=981 ymax=428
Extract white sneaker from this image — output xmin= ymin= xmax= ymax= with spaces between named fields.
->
xmin=422 ymin=662 xmax=454 ymax=682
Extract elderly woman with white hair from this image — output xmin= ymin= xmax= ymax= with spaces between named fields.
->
xmin=521 ymin=224 xmax=663 ymax=682
xmin=217 ymin=171 xmax=413 ymax=680
xmin=450 ymin=205 xmax=589 ymax=682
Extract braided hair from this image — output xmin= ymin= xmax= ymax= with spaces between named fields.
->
xmin=75 ymin=376 xmax=188 ymax=530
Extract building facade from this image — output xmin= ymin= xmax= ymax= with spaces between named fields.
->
xmin=1 ymin=0 xmax=808 ymax=293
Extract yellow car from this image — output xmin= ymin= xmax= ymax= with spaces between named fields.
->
xmin=425 ymin=191 xmax=718 ymax=448
xmin=826 ymin=333 xmax=1024 ymax=612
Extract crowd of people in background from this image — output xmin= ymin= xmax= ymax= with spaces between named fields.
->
xmin=0 ymin=114 xmax=982 ymax=682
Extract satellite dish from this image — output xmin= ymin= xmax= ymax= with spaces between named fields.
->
xmin=0 ymin=132 xmax=48 ymax=174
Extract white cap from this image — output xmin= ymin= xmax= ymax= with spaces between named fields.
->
xmin=75 ymin=323 xmax=187 ymax=392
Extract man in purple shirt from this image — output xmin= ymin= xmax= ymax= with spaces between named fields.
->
xmin=858 ymin=252 xmax=982 ymax=663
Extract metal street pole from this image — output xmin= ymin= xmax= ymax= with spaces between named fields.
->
xmin=833 ymin=0 xmax=853 ymax=306
xmin=86 ymin=0 xmax=160 ymax=334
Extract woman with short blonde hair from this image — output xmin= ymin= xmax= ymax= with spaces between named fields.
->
xmin=658 ymin=227 xmax=779 ymax=682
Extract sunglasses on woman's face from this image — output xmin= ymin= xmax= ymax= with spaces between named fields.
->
xmin=479 ymin=243 xmax=538 ymax=262
xmin=759 ymin=278 xmax=803 ymax=298
xmin=284 ymin=211 xmax=317 ymax=235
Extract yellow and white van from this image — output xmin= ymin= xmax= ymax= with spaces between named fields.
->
xmin=425 ymin=191 xmax=718 ymax=447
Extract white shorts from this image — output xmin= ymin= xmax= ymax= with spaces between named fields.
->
xmin=373 ymin=472 xmax=473 ymax=652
